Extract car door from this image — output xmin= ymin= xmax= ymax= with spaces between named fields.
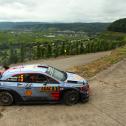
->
xmin=5 ymin=73 xmax=48 ymax=101
xmin=43 ymin=75 xmax=61 ymax=101
xmin=4 ymin=74 xmax=30 ymax=101
xmin=6 ymin=73 xmax=61 ymax=102
xmin=25 ymin=73 xmax=61 ymax=101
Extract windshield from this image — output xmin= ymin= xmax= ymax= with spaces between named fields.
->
xmin=46 ymin=66 xmax=67 ymax=81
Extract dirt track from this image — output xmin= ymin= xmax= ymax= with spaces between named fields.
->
xmin=12 ymin=51 xmax=111 ymax=70
xmin=0 ymin=52 xmax=126 ymax=126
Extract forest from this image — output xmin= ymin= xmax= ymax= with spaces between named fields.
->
xmin=108 ymin=18 xmax=126 ymax=33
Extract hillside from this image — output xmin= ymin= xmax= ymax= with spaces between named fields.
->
xmin=0 ymin=22 xmax=110 ymax=33
xmin=0 ymin=22 xmax=42 ymax=30
xmin=0 ymin=21 xmax=125 ymax=66
xmin=108 ymin=18 xmax=126 ymax=33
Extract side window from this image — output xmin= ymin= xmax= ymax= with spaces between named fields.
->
xmin=7 ymin=74 xmax=24 ymax=82
xmin=47 ymin=76 xmax=59 ymax=84
xmin=24 ymin=74 xmax=48 ymax=83
xmin=7 ymin=74 xmax=48 ymax=83
xmin=7 ymin=73 xmax=59 ymax=83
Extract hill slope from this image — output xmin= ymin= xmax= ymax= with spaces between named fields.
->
xmin=108 ymin=18 xmax=126 ymax=33
xmin=0 ymin=22 xmax=110 ymax=33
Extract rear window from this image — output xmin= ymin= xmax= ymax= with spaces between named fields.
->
xmin=6 ymin=73 xmax=59 ymax=84
xmin=7 ymin=73 xmax=47 ymax=83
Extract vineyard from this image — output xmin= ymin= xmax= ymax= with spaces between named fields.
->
xmin=0 ymin=31 xmax=126 ymax=66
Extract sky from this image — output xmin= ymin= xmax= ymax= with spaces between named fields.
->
xmin=0 ymin=0 xmax=125 ymax=22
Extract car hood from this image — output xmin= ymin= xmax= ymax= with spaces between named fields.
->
xmin=65 ymin=72 xmax=86 ymax=84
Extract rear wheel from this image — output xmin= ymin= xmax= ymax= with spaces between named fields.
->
xmin=63 ymin=90 xmax=79 ymax=105
xmin=0 ymin=92 xmax=13 ymax=106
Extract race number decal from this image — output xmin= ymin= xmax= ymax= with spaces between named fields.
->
xmin=17 ymin=74 xmax=24 ymax=82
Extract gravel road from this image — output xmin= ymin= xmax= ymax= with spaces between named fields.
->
xmin=12 ymin=51 xmax=111 ymax=70
xmin=1 ymin=52 xmax=126 ymax=126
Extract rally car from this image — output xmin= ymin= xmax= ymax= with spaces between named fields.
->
xmin=0 ymin=64 xmax=89 ymax=106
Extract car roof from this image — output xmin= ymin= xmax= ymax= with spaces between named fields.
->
xmin=1 ymin=64 xmax=49 ymax=80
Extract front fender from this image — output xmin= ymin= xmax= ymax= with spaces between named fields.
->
xmin=60 ymin=87 xmax=80 ymax=97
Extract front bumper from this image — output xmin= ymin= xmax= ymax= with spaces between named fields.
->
xmin=80 ymin=91 xmax=89 ymax=101
xmin=80 ymin=84 xmax=90 ymax=101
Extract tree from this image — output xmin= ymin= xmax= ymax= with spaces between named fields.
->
xmin=47 ymin=44 xmax=52 ymax=58
xmin=20 ymin=43 xmax=25 ymax=62
xmin=36 ymin=44 xmax=41 ymax=59
xmin=9 ymin=47 xmax=18 ymax=64
xmin=0 ymin=50 xmax=9 ymax=66
xmin=108 ymin=18 xmax=126 ymax=33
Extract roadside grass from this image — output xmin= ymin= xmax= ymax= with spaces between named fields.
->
xmin=68 ymin=45 xmax=126 ymax=78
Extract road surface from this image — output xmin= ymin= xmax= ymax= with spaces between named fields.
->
xmin=12 ymin=51 xmax=111 ymax=70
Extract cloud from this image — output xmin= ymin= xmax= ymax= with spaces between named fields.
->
xmin=102 ymin=0 xmax=126 ymax=22
xmin=0 ymin=0 xmax=125 ymax=22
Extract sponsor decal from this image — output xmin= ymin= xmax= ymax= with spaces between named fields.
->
xmin=17 ymin=74 xmax=24 ymax=82
xmin=51 ymin=92 xmax=60 ymax=100
xmin=25 ymin=83 xmax=32 ymax=89
xmin=60 ymin=87 xmax=64 ymax=90
xmin=25 ymin=90 xmax=32 ymax=96
xmin=17 ymin=83 xmax=24 ymax=88
xmin=40 ymin=86 xmax=60 ymax=92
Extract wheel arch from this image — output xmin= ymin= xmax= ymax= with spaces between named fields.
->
xmin=0 ymin=88 xmax=23 ymax=103
xmin=60 ymin=88 xmax=80 ymax=105
xmin=60 ymin=88 xmax=80 ymax=98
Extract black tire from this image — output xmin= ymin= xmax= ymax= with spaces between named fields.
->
xmin=81 ymin=97 xmax=89 ymax=103
xmin=0 ymin=92 xmax=13 ymax=106
xmin=63 ymin=90 xmax=79 ymax=105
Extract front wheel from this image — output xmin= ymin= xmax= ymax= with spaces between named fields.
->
xmin=63 ymin=90 xmax=79 ymax=105
xmin=81 ymin=97 xmax=89 ymax=103
xmin=0 ymin=92 xmax=13 ymax=106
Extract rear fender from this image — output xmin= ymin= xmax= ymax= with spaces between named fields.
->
xmin=0 ymin=87 xmax=23 ymax=103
